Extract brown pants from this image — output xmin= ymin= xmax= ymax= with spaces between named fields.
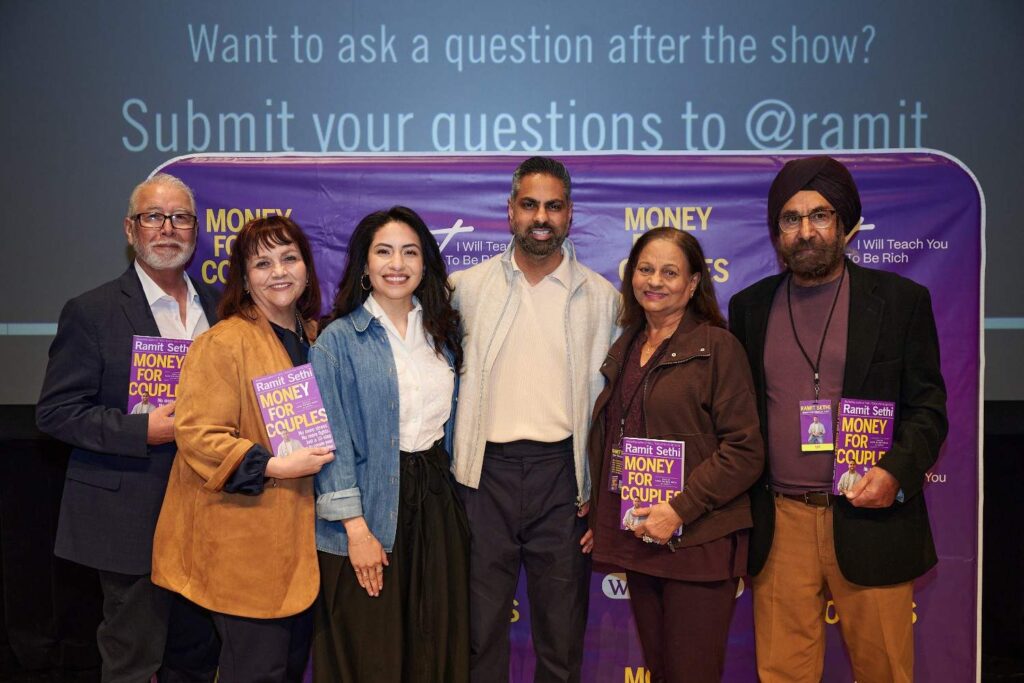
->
xmin=752 ymin=495 xmax=914 ymax=683
xmin=626 ymin=571 xmax=738 ymax=683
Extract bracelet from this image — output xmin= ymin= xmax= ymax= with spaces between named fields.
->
xmin=348 ymin=532 xmax=374 ymax=546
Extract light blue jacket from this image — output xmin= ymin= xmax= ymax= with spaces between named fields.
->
xmin=309 ymin=303 xmax=458 ymax=555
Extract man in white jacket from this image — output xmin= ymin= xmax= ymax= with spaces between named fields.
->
xmin=451 ymin=157 xmax=619 ymax=683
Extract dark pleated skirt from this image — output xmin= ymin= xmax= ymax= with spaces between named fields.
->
xmin=313 ymin=442 xmax=470 ymax=683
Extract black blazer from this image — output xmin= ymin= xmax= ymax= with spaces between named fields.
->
xmin=36 ymin=266 xmax=219 ymax=575
xmin=728 ymin=260 xmax=948 ymax=586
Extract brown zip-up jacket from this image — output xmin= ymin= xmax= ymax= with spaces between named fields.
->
xmin=587 ymin=313 xmax=765 ymax=549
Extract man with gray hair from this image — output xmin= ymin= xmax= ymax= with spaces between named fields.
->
xmin=37 ymin=173 xmax=220 ymax=682
xmin=451 ymin=157 xmax=619 ymax=682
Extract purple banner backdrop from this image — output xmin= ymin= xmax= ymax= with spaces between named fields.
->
xmin=159 ymin=152 xmax=982 ymax=682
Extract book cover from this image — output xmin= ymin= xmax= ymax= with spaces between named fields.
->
xmin=252 ymin=363 xmax=335 ymax=457
xmin=127 ymin=335 xmax=192 ymax=414
xmin=618 ymin=437 xmax=684 ymax=536
xmin=833 ymin=398 xmax=896 ymax=495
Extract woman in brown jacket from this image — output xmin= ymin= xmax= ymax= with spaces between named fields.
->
xmin=152 ymin=216 xmax=334 ymax=682
xmin=587 ymin=227 xmax=764 ymax=683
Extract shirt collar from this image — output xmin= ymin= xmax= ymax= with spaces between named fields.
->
xmin=364 ymin=293 xmax=422 ymax=332
xmin=509 ymin=243 xmax=572 ymax=287
xmin=134 ymin=262 xmax=197 ymax=306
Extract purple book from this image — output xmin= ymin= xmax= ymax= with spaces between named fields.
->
xmin=252 ymin=363 xmax=335 ymax=457
xmin=127 ymin=335 xmax=192 ymax=414
xmin=833 ymin=398 xmax=896 ymax=495
xmin=618 ymin=437 xmax=684 ymax=536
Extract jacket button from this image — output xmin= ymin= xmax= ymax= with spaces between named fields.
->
xmin=671 ymin=352 xmax=677 ymax=358
xmin=700 ymin=347 xmax=705 ymax=352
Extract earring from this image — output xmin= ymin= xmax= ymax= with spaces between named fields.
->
xmin=360 ymin=273 xmax=372 ymax=291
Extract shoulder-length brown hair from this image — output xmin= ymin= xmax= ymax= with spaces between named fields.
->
xmin=218 ymin=215 xmax=322 ymax=322
xmin=619 ymin=227 xmax=726 ymax=330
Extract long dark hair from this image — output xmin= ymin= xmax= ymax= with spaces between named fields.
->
xmin=322 ymin=206 xmax=462 ymax=373
xmin=218 ymin=215 xmax=321 ymax=322
xmin=619 ymin=227 xmax=726 ymax=330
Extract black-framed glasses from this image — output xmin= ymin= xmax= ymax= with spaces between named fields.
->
xmin=778 ymin=208 xmax=837 ymax=233
xmin=132 ymin=212 xmax=197 ymax=231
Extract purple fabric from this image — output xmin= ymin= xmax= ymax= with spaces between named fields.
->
xmin=765 ymin=273 xmax=850 ymax=494
xmin=162 ymin=152 xmax=982 ymax=683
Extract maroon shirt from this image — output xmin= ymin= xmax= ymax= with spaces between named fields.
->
xmin=764 ymin=272 xmax=850 ymax=494
xmin=593 ymin=334 xmax=746 ymax=581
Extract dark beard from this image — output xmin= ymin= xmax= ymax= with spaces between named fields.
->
xmin=515 ymin=225 xmax=565 ymax=257
xmin=780 ymin=234 xmax=845 ymax=281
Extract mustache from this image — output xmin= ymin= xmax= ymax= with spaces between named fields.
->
xmin=792 ymin=237 xmax=824 ymax=249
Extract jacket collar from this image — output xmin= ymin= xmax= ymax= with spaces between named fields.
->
xmin=605 ymin=311 xmax=711 ymax=375
xmin=118 ymin=265 xmax=161 ymax=337
xmin=345 ymin=299 xmax=457 ymax=369
xmin=500 ymin=239 xmax=589 ymax=294
xmin=841 ymin=260 xmax=883 ymax=393
xmin=347 ymin=302 xmax=377 ymax=333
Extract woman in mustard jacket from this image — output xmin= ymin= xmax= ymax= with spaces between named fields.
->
xmin=152 ymin=216 xmax=334 ymax=682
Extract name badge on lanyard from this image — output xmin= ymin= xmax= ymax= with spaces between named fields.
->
xmin=799 ymin=400 xmax=833 ymax=452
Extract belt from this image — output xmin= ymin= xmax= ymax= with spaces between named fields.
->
xmin=777 ymin=491 xmax=836 ymax=508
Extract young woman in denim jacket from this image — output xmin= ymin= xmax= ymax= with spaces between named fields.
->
xmin=309 ymin=206 xmax=468 ymax=683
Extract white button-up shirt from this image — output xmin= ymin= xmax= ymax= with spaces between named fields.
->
xmin=365 ymin=294 xmax=454 ymax=453
xmin=135 ymin=263 xmax=210 ymax=340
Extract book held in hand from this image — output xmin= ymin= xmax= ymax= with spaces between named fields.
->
xmin=252 ymin=363 xmax=335 ymax=457
xmin=833 ymin=398 xmax=895 ymax=495
xmin=618 ymin=437 xmax=684 ymax=536
xmin=127 ymin=335 xmax=192 ymax=414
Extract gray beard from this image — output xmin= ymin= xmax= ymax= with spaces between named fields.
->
xmin=781 ymin=236 xmax=845 ymax=281
xmin=135 ymin=240 xmax=195 ymax=270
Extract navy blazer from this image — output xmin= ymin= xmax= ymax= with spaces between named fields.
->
xmin=36 ymin=265 xmax=220 ymax=575
xmin=728 ymin=260 xmax=948 ymax=586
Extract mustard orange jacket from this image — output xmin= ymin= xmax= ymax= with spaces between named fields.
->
xmin=152 ymin=307 xmax=319 ymax=618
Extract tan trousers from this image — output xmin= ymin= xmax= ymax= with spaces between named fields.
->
xmin=752 ymin=494 xmax=915 ymax=683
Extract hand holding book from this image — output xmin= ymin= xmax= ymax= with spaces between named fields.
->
xmin=844 ymin=466 xmax=900 ymax=508
xmin=629 ymin=501 xmax=684 ymax=545
xmin=144 ymin=400 xmax=177 ymax=446
xmin=265 ymin=446 xmax=335 ymax=480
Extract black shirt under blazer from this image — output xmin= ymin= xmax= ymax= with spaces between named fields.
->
xmin=36 ymin=265 xmax=220 ymax=575
xmin=728 ymin=260 xmax=948 ymax=586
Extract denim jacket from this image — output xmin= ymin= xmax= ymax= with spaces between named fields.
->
xmin=309 ymin=303 xmax=458 ymax=555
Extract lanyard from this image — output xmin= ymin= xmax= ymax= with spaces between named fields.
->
xmin=617 ymin=333 xmax=668 ymax=438
xmin=786 ymin=266 xmax=846 ymax=401
xmin=608 ymin=333 xmax=666 ymax=492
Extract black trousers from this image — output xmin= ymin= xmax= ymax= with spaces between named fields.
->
xmin=314 ymin=443 xmax=470 ymax=683
xmin=96 ymin=571 xmax=217 ymax=683
xmin=626 ymin=572 xmax=738 ymax=683
xmin=211 ymin=608 xmax=313 ymax=683
xmin=460 ymin=439 xmax=590 ymax=683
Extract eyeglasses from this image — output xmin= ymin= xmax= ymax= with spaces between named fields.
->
xmin=778 ymin=209 xmax=837 ymax=233
xmin=132 ymin=212 xmax=197 ymax=231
